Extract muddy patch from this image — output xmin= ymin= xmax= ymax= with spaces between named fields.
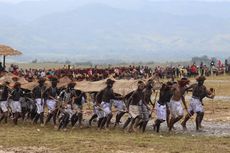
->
xmin=0 ymin=146 xmax=52 ymax=153
xmin=145 ymin=119 xmax=230 ymax=137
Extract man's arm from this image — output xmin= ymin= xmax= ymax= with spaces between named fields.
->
xmin=181 ymin=96 xmax=188 ymax=110
xmin=32 ymin=87 xmax=36 ymax=99
xmin=127 ymin=91 xmax=137 ymax=110
xmin=185 ymin=84 xmax=195 ymax=92
xmin=111 ymin=89 xmax=123 ymax=100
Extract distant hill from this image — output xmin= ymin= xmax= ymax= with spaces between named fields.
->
xmin=0 ymin=0 xmax=229 ymax=63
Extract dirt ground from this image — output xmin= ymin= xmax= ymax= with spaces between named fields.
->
xmin=0 ymin=75 xmax=230 ymax=153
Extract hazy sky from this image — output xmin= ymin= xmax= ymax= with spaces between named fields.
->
xmin=1 ymin=0 xmax=230 ymax=3
xmin=1 ymin=0 xmax=230 ymax=62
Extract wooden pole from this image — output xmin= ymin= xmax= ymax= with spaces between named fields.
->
xmin=3 ymin=55 xmax=6 ymax=68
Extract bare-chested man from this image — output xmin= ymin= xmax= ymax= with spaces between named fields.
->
xmin=168 ymin=78 xmax=189 ymax=132
xmin=44 ymin=77 xmax=60 ymax=128
xmin=10 ymin=82 xmax=24 ymax=125
xmin=181 ymin=76 xmax=215 ymax=131
xmin=97 ymin=79 xmax=122 ymax=130
xmin=140 ymin=79 xmax=154 ymax=132
xmin=153 ymin=81 xmax=173 ymax=133
xmin=32 ymin=78 xmax=46 ymax=125
xmin=127 ymin=80 xmax=145 ymax=132
xmin=58 ymin=82 xmax=76 ymax=131
xmin=0 ymin=81 xmax=10 ymax=124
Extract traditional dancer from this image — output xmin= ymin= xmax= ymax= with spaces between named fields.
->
xmin=168 ymin=78 xmax=189 ymax=132
xmin=181 ymin=76 xmax=215 ymax=131
xmin=32 ymin=78 xmax=46 ymax=125
xmin=127 ymin=80 xmax=145 ymax=132
xmin=0 ymin=81 xmax=10 ymax=124
xmin=45 ymin=77 xmax=60 ymax=128
xmin=10 ymin=82 xmax=24 ymax=125
xmin=153 ymin=81 xmax=173 ymax=132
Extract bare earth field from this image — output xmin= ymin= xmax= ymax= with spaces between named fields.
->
xmin=0 ymin=75 xmax=230 ymax=153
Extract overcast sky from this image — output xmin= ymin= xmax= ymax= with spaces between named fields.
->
xmin=1 ymin=0 xmax=230 ymax=3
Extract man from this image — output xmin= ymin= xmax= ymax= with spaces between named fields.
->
xmin=113 ymin=98 xmax=127 ymax=128
xmin=10 ymin=82 xmax=24 ymax=125
xmin=127 ymin=80 xmax=145 ymax=132
xmin=181 ymin=76 xmax=215 ymax=131
xmin=45 ymin=77 xmax=60 ymax=128
xmin=72 ymin=90 xmax=86 ymax=128
xmin=32 ymin=78 xmax=46 ymax=125
xmin=58 ymin=82 xmax=76 ymax=131
xmin=168 ymin=78 xmax=189 ymax=132
xmin=165 ymin=82 xmax=173 ymax=127
xmin=153 ymin=81 xmax=173 ymax=133
xmin=141 ymin=79 xmax=154 ymax=132
xmin=0 ymin=81 xmax=10 ymax=124
xmin=0 ymin=62 xmax=4 ymax=72
xmin=88 ymin=92 xmax=98 ymax=127
xmin=97 ymin=78 xmax=122 ymax=130
xmin=122 ymin=91 xmax=134 ymax=130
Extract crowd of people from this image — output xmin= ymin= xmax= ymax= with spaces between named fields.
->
xmin=0 ymin=74 xmax=215 ymax=133
xmin=0 ymin=61 xmax=227 ymax=82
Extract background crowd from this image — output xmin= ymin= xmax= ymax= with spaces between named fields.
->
xmin=0 ymin=59 xmax=228 ymax=82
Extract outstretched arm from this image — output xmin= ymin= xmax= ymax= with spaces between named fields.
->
xmin=185 ymin=84 xmax=195 ymax=92
xmin=181 ymin=96 xmax=188 ymax=110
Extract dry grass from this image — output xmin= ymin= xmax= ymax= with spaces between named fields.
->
xmin=0 ymin=123 xmax=230 ymax=153
xmin=1 ymin=75 xmax=230 ymax=153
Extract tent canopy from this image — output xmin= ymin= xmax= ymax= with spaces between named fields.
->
xmin=0 ymin=44 xmax=22 ymax=68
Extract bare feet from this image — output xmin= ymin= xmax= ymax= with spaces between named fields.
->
xmin=181 ymin=123 xmax=187 ymax=131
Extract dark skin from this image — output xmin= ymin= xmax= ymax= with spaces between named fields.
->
xmin=181 ymin=80 xmax=214 ymax=131
xmin=10 ymin=85 xmax=24 ymax=125
xmin=127 ymin=82 xmax=145 ymax=132
xmin=44 ymin=81 xmax=59 ymax=127
xmin=32 ymin=81 xmax=46 ymax=125
xmin=0 ymin=84 xmax=9 ymax=124
xmin=99 ymin=82 xmax=122 ymax=130
xmin=89 ymin=92 xmax=98 ymax=127
xmin=154 ymin=83 xmax=172 ymax=133
xmin=168 ymin=82 xmax=188 ymax=132
xmin=140 ymin=82 xmax=154 ymax=132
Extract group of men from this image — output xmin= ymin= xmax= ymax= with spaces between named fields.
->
xmin=0 ymin=75 xmax=215 ymax=133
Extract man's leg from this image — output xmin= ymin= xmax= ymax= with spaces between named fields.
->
xmin=199 ymin=112 xmax=204 ymax=128
xmin=100 ymin=117 xmax=107 ymax=129
xmin=40 ymin=112 xmax=44 ymax=125
xmin=154 ymin=119 xmax=164 ymax=133
xmin=78 ymin=112 xmax=83 ymax=128
xmin=169 ymin=115 xmax=183 ymax=132
xmin=71 ymin=113 xmax=78 ymax=127
xmin=45 ymin=112 xmax=53 ymax=125
xmin=62 ymin=113 xmax=70 ymax=130
xmin=106 ymin=113 xmax=113 ymax=128
xmin=122 ymin=117 xmax=132 ymax=130
xmin=133 ymin=116 xmax=141 ymax=132
xmin=196 ymin=112 xmax=204 ymax=131
xmin=33 ymin=113 xmax=40 ymax=124
xmin=89 ymin=114 xmax=97 ymax=126
xmin=4 ymin=112 xmax=8 ymax=123
xmin=141 ymin=120 xmax=148 ymax=133
xmin=97 ymin=117 xmax=103 ymax=128
xmin=53 ymin=110 xmax=58 ymax=126
xmin=0 ymin=112 xmax=5 ymax=123
xmin=166 ymin=107 xmax=170 ymax=127
xmin=181 ymin=111 xmax=194 ymax=130
xmin=13 ymin=112 xmax=19 ymax=125
xmin=128 ymin=117 xmax=135 ymax=132
xmin=114 ymin=112 xmax=125 ymax=127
